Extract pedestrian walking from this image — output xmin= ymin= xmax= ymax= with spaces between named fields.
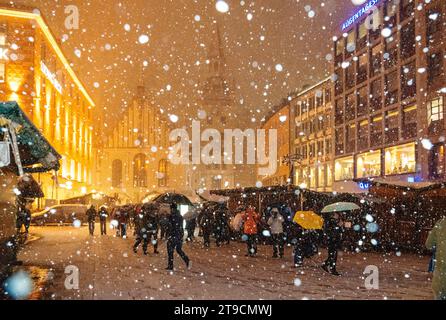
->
xmin=185 ymin=217 xmax=197 ymax=242
xmin=267 ymin=207 xmax=285 ymax=258
xmin=86 ymin=205 xmax=97 ymax=236
xmin=199 ymin=204 xmax=214 ymax=248
xmin=99 ymin=206 xmax=108 ymax=235
xmin=242 ymin=206 xmax=260 ymax=257
xmin=426 ymin=217 xmax=446 ymax=300
xmin=321 ymin=212 xmax=344 ymax=276
xmin=145 ymin=204 xmax=160 ymax=254
xmin=133 ymin=209 xmax=147 ymax=254
xmin=215 ymin=203 xmax=230 ymax=247
xmin=166 ymin=203 xmax=190 ymax=271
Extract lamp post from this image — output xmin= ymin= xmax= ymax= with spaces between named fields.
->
xmin=281 ymin=154 xmax=303 ymax=186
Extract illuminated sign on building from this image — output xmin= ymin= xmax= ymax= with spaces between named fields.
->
xmin=41 ymin=61 xmax=63 ymax=93
xmin=342 ymin=0 xmax=381 ymax=31
xmin=358 ymin=181 xmax=371 ymax=190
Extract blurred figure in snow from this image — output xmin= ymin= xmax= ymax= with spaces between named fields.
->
xmin=214 ymin=203 xmax=230 ymax=247
xmin=99 ymin=206 xmax=108 ymax=235
xmin=321 ymin=212 xmax=344 ymax=276
xmin=185 ymin=217 xmax=197 ymax=242
xmin=199 ymin=203 xmax=215 ymax=248
xmin=242 ymin=206 xmax=260 ymax=257
xmin=166 ymin=203 xmax=190 ymax=271
xmin=267 ymin=207 xmax=285 ymax=258
xmin=86 ymin=205 xmax=97 ymax=236
xmin=426 ymin=216 xmax=446 ymax=300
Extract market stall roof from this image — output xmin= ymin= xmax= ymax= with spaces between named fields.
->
xmin=0 ymin=101 xmax=61 ymax=173
xmin=371 ymin=178 xmax=445 ymax=192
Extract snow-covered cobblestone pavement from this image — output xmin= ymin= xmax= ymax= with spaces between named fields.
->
xmin=18 ymin=225 xmax=434 ymax=300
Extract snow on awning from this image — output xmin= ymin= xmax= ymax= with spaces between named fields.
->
xmin=0 ymin=101 xmax=61 ymax=174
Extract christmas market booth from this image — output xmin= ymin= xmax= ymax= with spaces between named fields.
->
xmin=0 ymin=101 xmax=61 ymax=278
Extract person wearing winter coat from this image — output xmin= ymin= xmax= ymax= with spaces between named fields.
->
xmin=322 ymin=212 xmax=344 ymax=276
xmin=145 ymin=204 xmax=160 ymax=254
xmin=215 ymin=203 xmax=230 ymax=247
xmin=426 ymin=217 xmax=446 ymax=300
xmin=99 ymin=207 xmax=108 ymax=235
xmin=267 ymin=207 xmax=285 ymax=258
xmin=166 ymin=203 xmax=190 ymax=271
xmin=199 ymin=205 xmax=215 ymax=248
xmin=86 ymin=205 xmax=97 ymax=236
xmin=242 ymin=206 xmax=260 ymax=257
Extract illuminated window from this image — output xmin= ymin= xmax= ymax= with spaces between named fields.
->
xmin=335 ymin=39 xmax=344 ymax=56
xmin=309 ymin=167 xmax=316 ymax=189
xmin=385 ymin=143 xmax=416 ymax=175
xmin=358 ymin=20 xmax=367 ymax=40
xmin=326 ymin=164 xmax=333 ymax=187
xmin=428 ymin=97 xmax=444 ymax=125
xmin=346 ymin=30 xmax=356 ymax=54
xmin=335 ymin=156 xmax=354 ymax=181
xmin=0 ymin=63 xmax=5 ymax=83
xmin=318 ymin=165 xmax=326 ymax=188
xmin=133 ymin=154 xmax=147 ymax=188
xmin=356 ymin=150 xmax=381 ymax=178
xmin=158 ymin=159 xmax=168 ymax=187
xmin=112 ymin=159 xmax=123 ymax=188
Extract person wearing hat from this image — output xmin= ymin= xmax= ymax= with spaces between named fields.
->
xmin=166 ymin=203 xmax=190 ymax=271
xmin=267 ymin=207 xmax=285 ymax=258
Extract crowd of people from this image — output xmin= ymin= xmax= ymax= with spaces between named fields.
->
xmin=81 ymin=200 xmax=446 ymax=299
xmin=85 ymin=201 xmax=347 ymax=276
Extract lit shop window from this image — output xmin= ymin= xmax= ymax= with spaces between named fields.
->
xmin=318 ymin=165 xmax=326 ymax=188
xmin=0 ymin=32 xmax=6 ymax=46
xmin=335 ymin=156 xmax=354 ymax=181
xmin=309 ymin=167 xmax=316 ymax=189
xmin=428 ymin=97 xmax=444 ymax=125
xmin=0 ymin=63 xmax=5 ymax=83
xmin=356 ymin=150 xmax=382 ymax=178
xmin=385 ymin=143 xmax=416 ymax=175
xmin=326 ymin=164 xmax=333 ymax=187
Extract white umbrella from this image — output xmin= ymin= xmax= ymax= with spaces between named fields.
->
xmin=321 ymin=202 xmax=360 ymax=213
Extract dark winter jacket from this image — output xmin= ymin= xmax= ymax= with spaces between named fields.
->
xmin=323 ymin=216 xmax=344 ymax=248
xmin=200 ymin=209 xmax=215 ymax=233
xmin=87 ymin=207 xmax=97 ymax=222
xmin=167 ymin=209 xmax=184 ymax=241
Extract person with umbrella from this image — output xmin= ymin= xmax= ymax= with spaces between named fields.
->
xmin=292 ymin=208 xmax=323 ymax=268
xmin=267 ymin=207 xmax=285 ymax=258
xmin=166 ymin=203 xmax=190 ymax=271
xmin=321 ymin=212 xmax=344 ymax=276
xmin=99 ymin=206 xmax=109 ymax=236
xmin=86 ymin=205 xmax=97 ymax=236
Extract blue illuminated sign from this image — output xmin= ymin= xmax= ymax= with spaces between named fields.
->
xmin=342 ymin=0 xmax=381 ymax=31
xmin=358 ymin=181 xmax=371 ymax=190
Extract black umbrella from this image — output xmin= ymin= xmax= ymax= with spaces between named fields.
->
xmin=17 ymin=174 xmax=44 ymax=198
xmin=152 ymin=193 xmax=194 ymax=207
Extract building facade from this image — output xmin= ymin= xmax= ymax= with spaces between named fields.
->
xmin=96 ymin=86 xmax=186 ymax=203
xmin=258 ymin=103 xmax=291 ymax=187
xmin=332 ymin=0 xmax=445 ymax=192
xmin=293 ymin=78 xmax=334 ymax=192
xmin=0 ymin=7 xmax=96 ymax=206
xmin=190 ymin=23 xmax=255 ymax=191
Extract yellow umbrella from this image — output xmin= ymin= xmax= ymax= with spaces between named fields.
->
xmin=293 ymin=211 xmax=324 ymax=230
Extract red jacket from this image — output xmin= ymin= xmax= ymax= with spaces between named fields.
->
xmin=243 ymin=209 xmax=260 ymax=235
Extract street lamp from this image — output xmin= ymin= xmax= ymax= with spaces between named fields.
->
xmin=281 ymin=153 xmax=303 ymax=186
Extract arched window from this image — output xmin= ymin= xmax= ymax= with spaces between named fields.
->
xmin=158 ymin=159 xmax=168 ymax=187
xmin=112 ymin=159 xmax=123 ymax=188
xmin=133 ymin=154 xmax=147 ymax=188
